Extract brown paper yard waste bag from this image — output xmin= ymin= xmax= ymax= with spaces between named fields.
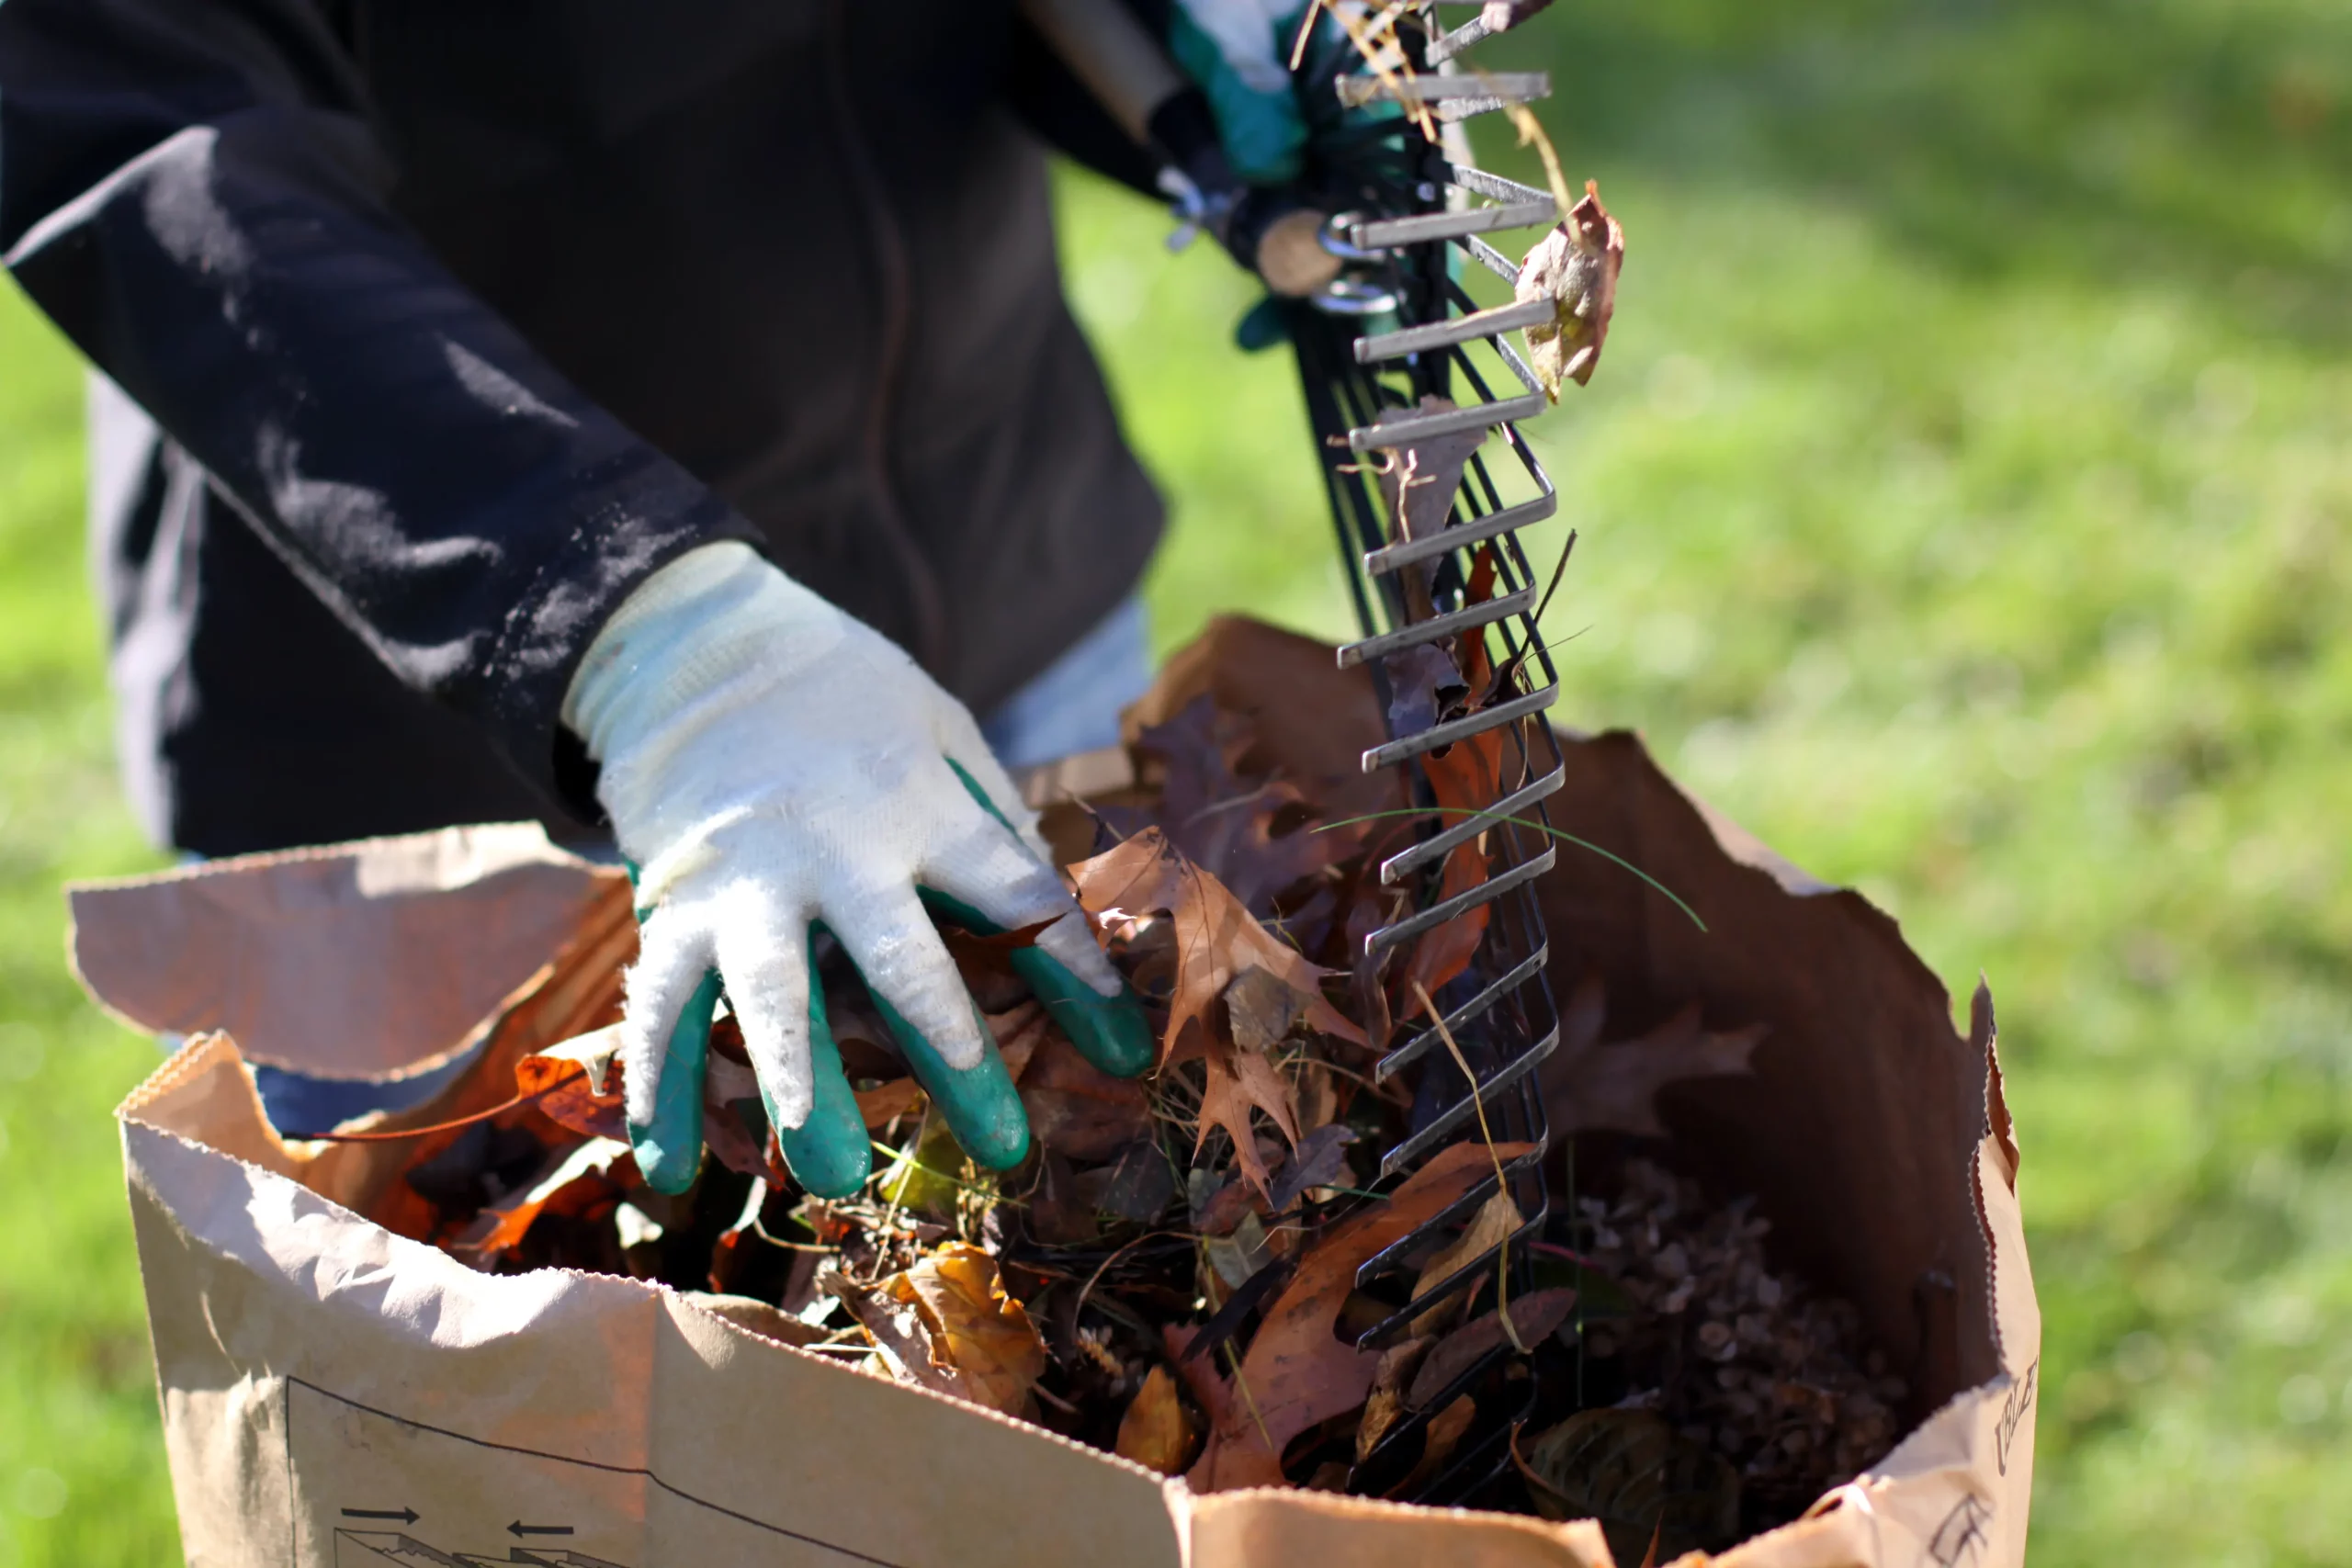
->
xmin=73 ymin=672 xmax=2037 ymax=1568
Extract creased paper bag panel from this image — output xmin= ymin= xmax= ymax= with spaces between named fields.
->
xmin=70 ymin=821 xmax=620 ymax=1077
xmin=120 ymin=1049 xmax=1181 ymax=1568
xmin=1535 ymin=730 xmax=2005 ymax=1414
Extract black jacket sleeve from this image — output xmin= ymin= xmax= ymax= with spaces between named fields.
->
xmin=0 ymin=0 xmax=759 ymax=808
xmin=1004 ymin=9 xmax=1167 ymax=199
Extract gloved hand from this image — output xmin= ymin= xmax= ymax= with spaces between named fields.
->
xmin=1164 ymin=0 xmax=1312 ymax=186
xmin=563 ymin=542 xmax=1153 ymax=1199
xmin=1152 ymin=0 xmax=1393 ymax=333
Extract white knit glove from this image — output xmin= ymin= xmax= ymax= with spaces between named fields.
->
xmin=562 ymin=543 xmax=1131 ymax=1189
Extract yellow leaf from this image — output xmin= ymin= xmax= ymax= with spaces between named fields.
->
xmin=885 ymin=1243 xmax=1048 ymax=1416
xmin=1408 ymin=1187 xmax=1524 ymax=1335
xmin=1114 ymin=1365 xmax=1199 ymax=1475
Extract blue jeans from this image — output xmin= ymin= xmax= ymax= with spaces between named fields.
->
xmin=243 ymin=595 xmax=1152 ymax=1134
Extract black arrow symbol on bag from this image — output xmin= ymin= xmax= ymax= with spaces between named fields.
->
xmin=509 ymin=1521 xmax=575 ymax=1539
xmin=340 ymin=1507 xmax=420 ymax=1524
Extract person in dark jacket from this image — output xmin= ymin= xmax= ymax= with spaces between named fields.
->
xmin=0 ymin=0 xmax=1319 ymax=1183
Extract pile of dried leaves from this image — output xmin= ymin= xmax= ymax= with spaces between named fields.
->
xmin=350 ymin=624 xmax=1906 ymax=1554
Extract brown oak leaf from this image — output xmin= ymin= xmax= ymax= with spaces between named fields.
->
xmin=1069 ymin=828 xmax=1365 ymax=1062
xmin=1192 ymin=1033 xmax=1303 ymax=1197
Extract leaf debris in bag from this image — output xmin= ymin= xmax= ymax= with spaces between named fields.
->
xmin=1408 ymin=1287 xmax=1577 ymax=1412
xmin=1186 ymin=1142 xmax=1529 ymax=1493
xmin=1069 ymin=828 xmax=1364 ymax=1060
xmin=834 ymin=1245 xmax=1050 ymax=1418
xmin=1570 ymin=1157 xmax=1908 ymax=1522
xmin=370 ymin=622 xmax=1921 ymax=1549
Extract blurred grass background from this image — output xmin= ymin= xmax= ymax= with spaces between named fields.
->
xmin=2 ymin=1 xmax=2347 ymax=1562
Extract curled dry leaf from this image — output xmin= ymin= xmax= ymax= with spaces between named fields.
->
xmin=1163 ymin=1324 xmax=1236 ymax=1434
xmin=988 ymin=1000 xmax=1054 ymax=1079
xmin=1193 ymin=1036 xmax=1302 ymax=1198
xmin=1382 ymin=643 xmax=1470 ymax=740
xmin=1115 ymin=1365 xmax=1200 ymax=1475
xmin=1516 ymin=1406 xmax=1742 ymax=1563
xmin=1403 ymin=840 xmax=1492 ymax=1005
xmin=825 ymin=1262 xmax=963 ymax=1401
xmin=879 ymin=1243 xmax=1050 ymax=1418
xmin=1407 ymin=1286 xmax=1577 ymax=1411
xmin=1408 ymin=1187 xmax=1525 ymax=1335
xmin=1070 ymin=829 xmax=1364 ymax=1058
xmin=1515 ymin=180 xmax=1624 ymax=400
xmin=1395 ymin=1392 xmax=1480 ymax=1498
xmin=1225 ymin=965 xmax=1305 ymax=1054
xmin=1547 ymin=1001 xmax=1767 ymax=1139
xmin=456 ymin=1136 xmax=633 ymax=1259
xmin=1077 ymin=1139 xmax=1179 ymax=1223
xmin=1185 ymin=1141 xmax=1532 ymax=1493
xmin=854 ymin=1077 xmax=926 ymax=1130
xmin=515 ymin=1027 xmax=628 ymax=1144
xmin=1266 ymin=1122 xmax=1359 ymax=1213
xmin=1133 ymin=698 xmax=1354 ymax=915
xmin=1076 ymin=829 xmax=1367 ymax=1196
xmin=1355 ymin=1337 xmax=1431 ymax=1463
xmin=1367 ymin=399 xmax=1487 ymax=544
xmin=1121 ymin=617 xmax=1407 ymax=855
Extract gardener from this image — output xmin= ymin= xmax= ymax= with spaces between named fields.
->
xmin=0 ymin=1 xmax=1313 ymax=1179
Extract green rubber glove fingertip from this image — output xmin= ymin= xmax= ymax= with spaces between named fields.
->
xmin=770 ymin=1077 xmax=871 ymax=1201
xmin=934 ymin=761 xmax=1151 ymax=1078
xmin=769 ymin=945 xmax=873 ymax=1200
xmin=1007 ymin=947 xmax=1156 ymax=1079
xmin=875 ymin=993 xmax=1030 ymax=1171
xmin=630 ymin=968 xmax=719 ymax=1196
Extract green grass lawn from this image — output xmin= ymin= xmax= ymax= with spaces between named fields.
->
xmin=5 ymin=1 xmax=2349 ymax=1562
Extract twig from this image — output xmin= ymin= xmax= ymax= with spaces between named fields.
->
xmin=871 ymin=1104 xmax=927 ymax=1280
xmin=867 ymin=1139 xmax=1017 ymax=1203
xmin=1413 ymin=979 xmax=1528 ymax=1353
xmin=1529 ymin=527 xmax=1580 ymax=635
xmin=1223 ymin=1339 xmax=1280 ymax=1461
xmin=1075 ymin=1227 xmax=1191 ymax=1321
xmin=1323 ymin=0 xmax=1437 ymax=142
xmin=1313 ymin=807 xmax=1707 ymax=931
xmin=1468 ymin=60 xmax=1575 ymax=221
